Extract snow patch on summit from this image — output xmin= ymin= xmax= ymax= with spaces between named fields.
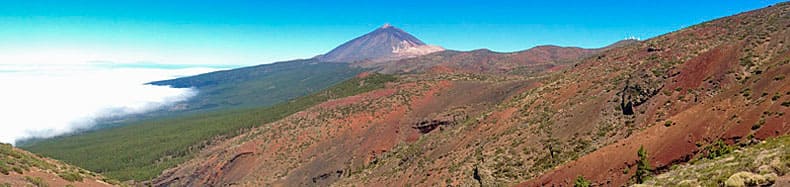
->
xmin=392 ymin=40 xmax=444 ymax=58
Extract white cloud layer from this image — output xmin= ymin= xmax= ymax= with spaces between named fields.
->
xmin=0 ymin=63 xmax=220 ymax=144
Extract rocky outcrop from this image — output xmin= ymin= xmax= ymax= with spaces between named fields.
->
xmin=619 ymin=76 xmax=664 ymax=115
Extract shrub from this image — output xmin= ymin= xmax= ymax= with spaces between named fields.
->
xmin=0 ymin=161 xmax=9 ymax=175
xmin=705 ymin=140 xmax=733 ymax=159
xmin=24 ymin=176 xmax=48 ymax=187
xmin=752 ymin=117 xmax=765 ymax=130
xmin=11 ymin=167 xmax=23 ymax=174
xmin=59 ymin=171 xmax=83 ymax=182
xmin=575 ymin=175 xmax=591 ymax=187
xmin=741 ymin=89 xmax=751 ymax=97
xmin=101 ymin=178 xmax=122 ymax=185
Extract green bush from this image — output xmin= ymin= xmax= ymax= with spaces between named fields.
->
xmin=705 ymin=140 xmax=733 ymax=159
xmin=574 ymin=175 xmax=591 ymax=187
xmin=11 ymin=166 xmax=23 ymax=174
xmin=58 ymin=171 xmax=83 ymax=182
xmin=0 ymin=161 xmax=9 ymax=175
xmin=664 ymin=120 xmax=673 ymax=127
xmin=24 ymin=176 xmax=48 ymax=187
xmin=741 ymin=89 xmax=751 ymax=97
xmin=751 ymin=117 xmax=765 ymax=130
xmin=101 ymin=178 xmax=122 ymax=185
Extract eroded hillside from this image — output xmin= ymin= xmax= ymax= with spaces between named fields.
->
xmin=154 ymin=73 xmax=539 ymax=186
xmin=521 ymin=3 xmax=790 ymax=186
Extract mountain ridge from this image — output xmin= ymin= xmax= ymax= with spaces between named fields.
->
xmin=355 ymin=39 xmax=637 ymax=74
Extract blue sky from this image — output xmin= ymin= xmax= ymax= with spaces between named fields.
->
xmin=0 ymin=0 xmax=784 ymax=66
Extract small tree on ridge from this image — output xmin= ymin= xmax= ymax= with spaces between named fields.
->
xmin=634 ymin=145 xmax=652 ymax=184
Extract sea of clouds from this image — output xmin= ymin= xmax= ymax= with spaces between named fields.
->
xmin=0 ymin=63 xmax=220 ymax=144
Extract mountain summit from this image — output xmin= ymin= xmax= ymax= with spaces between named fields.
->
xmin=317 ymin=24 xmax=444 ymax=63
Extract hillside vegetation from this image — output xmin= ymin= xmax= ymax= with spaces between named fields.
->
xmin=643 ymin=135 xmax=789 ymax=186
xmin=22 ymin=74 xmax=396 ymax=181
xmin=0 ymin=143 xmax=113 ymax=186
xmin=149 ymin=59 xmax=361 ymax=113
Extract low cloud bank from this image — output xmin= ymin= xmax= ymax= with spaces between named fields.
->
xmin=0 ymin=64 xmax=220 ymax=144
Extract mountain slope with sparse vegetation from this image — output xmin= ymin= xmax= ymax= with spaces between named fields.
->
xmin=0 ymin=143 xmax=114 ymax=187
xmin=642 ymin=135 xmax=789 ymax=186
xmin=153 ymin=3 xmax=790 ymax=187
